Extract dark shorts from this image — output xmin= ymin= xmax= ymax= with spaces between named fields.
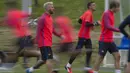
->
xmin=0 ymin=51 xmax=7 ymax=62
xmin=57 ymin=42 xmax=75 ymax=53
xmin=128 ymin=49 xmax=130 ymax=62
xmin=16 ymin=35 xmax=34 ymax=49
xmin=98 ymin=41 xmax=118 ymax=57
xmin=40 ymin=46 xmax=53 ymax=61
xmin=75 ymin=38 xmax=92 ymax=51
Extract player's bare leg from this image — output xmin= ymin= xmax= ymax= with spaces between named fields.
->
xmin=93 ymin=55 xmax=104 ymax=73
xmin=112 ymin=52 xmax=121 ymax=73
xmin=65 ymin=50 xmax=81 ymax=73
xmin=125 ymin=63 xmax=130 ymax=73
xmin=46 ymin=60 xmax=53 ymax=73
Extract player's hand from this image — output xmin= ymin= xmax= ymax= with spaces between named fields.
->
xmin=33 ymin=38 xmax=37 ymax=44
xmin=91 ymin=26 xmax=94 ymax=30
xmin=128 ymin=35 xmax=130 ymax=39
xmin=93 ymin=21 xmax=101 ymax=26
xmin=61 ymin=35 xmax=65 ymax=39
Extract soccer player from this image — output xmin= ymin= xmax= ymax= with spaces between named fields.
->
xmin=93 ymin=1 xmax=121 ymax=73
xmin=26 ymin=2 xmax=62 ymax=73
xmin=119 ymin=15 xmax=130 ymax=73
xmin=65 ymin=1 xmax=96 ymax=73
xmin=54 ymin=16 xmax=76 ymax=53
xmin=51 ymin=16 xmax=76 ymax=73
xmin=3 ymin=3 xmax=33 ymax=68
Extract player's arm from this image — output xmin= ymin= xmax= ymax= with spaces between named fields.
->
xmin=22 ymin=11 xmax=31 ymax=17
xmin=119 ymin=15 xmax=130 ymax=37
xmin=35 ymin=17 xmax=45 ymax=43
xmin=53 ymin=27 xmax=65 ymax=39
xmin=78 ymin=18 xmax=82 ymax=24
xmin=104 ymin=13 xmax=120 ymax=32
xmin=53 ymin=27 xmax=62 ymax=37
xmin=85 ymin=14 xmax=94 ymax=27
xmin=0 ymin=17 xmax=7 ymax=26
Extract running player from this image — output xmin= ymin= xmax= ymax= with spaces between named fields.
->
xmin=3 ymin=2 xmax=33 ymax=68
xmin=119 ymin=15 xmax=130 ymax=73
xmin=54 ymin=16 xmax=76 ymax=53
xmin=65 ymin=1 xmax=96 ymax=73
xmin=26 ymin=2 xmax=62 ymax=73
xmin=93 ymin=1 xmax=121 ymax=73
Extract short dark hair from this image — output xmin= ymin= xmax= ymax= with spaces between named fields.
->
xmin=87 ymin=1 xmax=95 ymax=9
xmin=109 ymin=0 xmax=120 ymax=9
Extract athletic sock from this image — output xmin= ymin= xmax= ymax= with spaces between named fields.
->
xmin=66 ymin=63 xmax=71 ymax=67
xmin=115 ymin=69 xmax=121 ymax=73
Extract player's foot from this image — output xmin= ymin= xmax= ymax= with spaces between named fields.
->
xmin=52 ymin=70 xmax=59 ymax=73
xmin=88 ymin=70 xmax=93 ymax=73
xmin=85 ymin=70 xmax=94 ymax=73
xmin=84 ymin=67 xmax=93 ymax=73
xmin=65 ymin=65 xmax=72 ymax=73
xmin=26 ymin=68 xmax=32 ymax=73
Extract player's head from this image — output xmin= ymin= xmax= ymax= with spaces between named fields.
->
xmin=43 ymin=2 xmax=54 ymax=14
xmin=87 ymin=1 xmax=96 ymax=11
xmin=109 ymin=0 xmax=120 ymax=13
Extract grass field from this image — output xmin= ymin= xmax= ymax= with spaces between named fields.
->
xmin=0 ymin=27 xmax=124 ymax=73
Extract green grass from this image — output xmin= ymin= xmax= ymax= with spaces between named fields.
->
xmin=0 ymin=0 xmax=105 ymax=28
xmin=0 ymin=27 xmax=123 ymax=73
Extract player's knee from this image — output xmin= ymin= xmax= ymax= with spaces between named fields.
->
xmin=86 ymin=49 xmax=92 ymax=53
xmin=40 ymin=59 xmax=46 ymax=64
xmin=98 ymin=52 xmax=106 ymax=58
xmin=115 ymin=54 xmax=120 ymax=61
xmin=75 ymin=50 xmax=81 ymax=55
xmin=99 ymin=55 xmax=104 ymax=60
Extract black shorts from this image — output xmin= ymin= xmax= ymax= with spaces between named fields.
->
xmin=98 ymin=41 xmax=118 ymax=57
xmin=0 ymin=51 xmax=7 ymax=62
xmin=16 ymin=35 xmax=34 ymax=49
xmin=40 ymin=46 xmax=53 ymax=61
xmin=57 ymin=42 xmax=75 ymax=53
xmin=128 ymin=49 xmax=130 ymax=62
xmin=75 ymin=38 xmax=92 ymax=51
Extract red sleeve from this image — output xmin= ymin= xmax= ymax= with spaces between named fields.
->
xmin=104 ymin=12 xmax=120 ymax=32
xmin=53 ymin=28 xmax=62 ymax=37
xmin=22 ymin=11 xmax=30 ymax=17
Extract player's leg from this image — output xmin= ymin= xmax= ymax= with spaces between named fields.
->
xmin=93 ymin=41 xmax=108 ymax=73
xmin=21 ymin=36 xmax=34 ymax=69
xmin=51 ymin=43 xmax=63 ymax=73
xmin=16 ymin=37 xmax=25 ymax=54
xmin=26 ymin=47 xmax=48 ymax=73
xmin=45 ymin=47 xmax=54 ymax=73
xmin=84 ymin=39 xmax=92 ymax=68
xmin=58 ymin=42 xmax=74 ymax=53
xmin=52 ymin=53 xmax=60 ymax=73
xmin=53 ymin=42 xmax=74 ymax=73
xmin=125 ymin=63 xmax=130 ymax=73
xmin=23 ymin=56 xmax=30 ymax=68
xmin=110 ymin=42 xmax=121 ymax=73
xmin=0 ymin=51 xmax=7 ymax=63
xmin=56 ymin=43 xmax=68 ymax=53
xmin=65 ymin=38 xmax=84 ymax=73
xmin=16 ymin=37 xmax=29 ymax=68
xmin=125 ymin=49 xmax=130 ymax=73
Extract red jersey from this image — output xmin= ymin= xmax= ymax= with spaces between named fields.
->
xmin=6 ymin=9 xmax=30 ymax=37
xmin=99 ymin=10 xmax=120 ymax=42
xmin=55 ymin=16 xmax=76 ymax=43
xmin=78 ymin=10 xmax=93 ymax=39
xmin=36 ymin=13 xmax=53 ymax=47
